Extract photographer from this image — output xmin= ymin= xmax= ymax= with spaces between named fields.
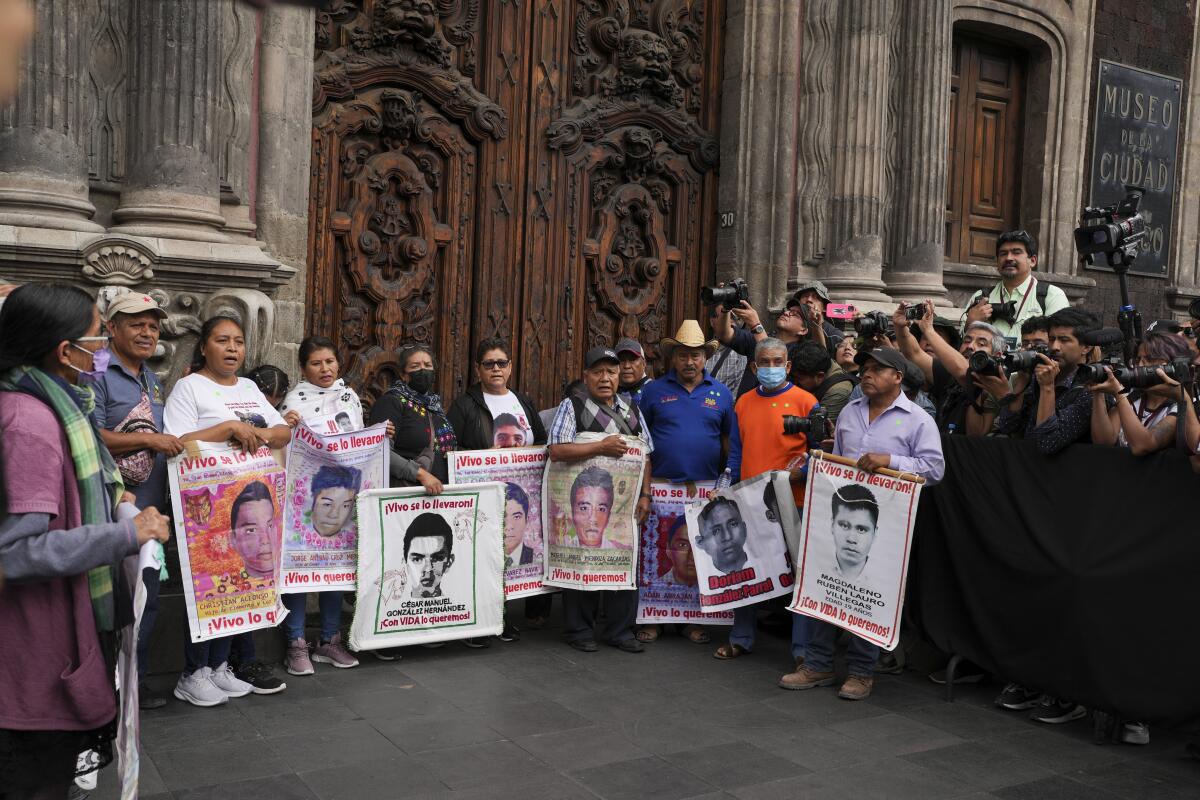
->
xmin=789 ymin=341 xmax=857 ymax=424
xmin=991 ymin=308 xmax=1101 ymax=454
xmin=1087 ymin=332 xmax=1191 ymax=456
xmin=710 ymin=286 xmax=824 ymax=397
xmin=1020 ymin=316 xmax=1051 ymax=350
xmin=963 ymin=231 xmax=1069 ymax=340
xmin=894 ymin=301 xmax=1002 ymax=437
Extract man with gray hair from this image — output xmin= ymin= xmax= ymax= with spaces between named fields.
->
xmin=894 ymin=301 xmax=1004 ymax=437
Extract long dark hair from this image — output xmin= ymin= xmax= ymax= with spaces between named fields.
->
xmin=0 ymin=283 xmax=96 ymax=372
xmin=299 ymin=335 xmax=338 ymax=367
xmin=190 ymin=315 xmax=245 ymax=374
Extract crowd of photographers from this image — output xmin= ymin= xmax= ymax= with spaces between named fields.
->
xmin=704 ymin=228 xmax=1200 ymax=745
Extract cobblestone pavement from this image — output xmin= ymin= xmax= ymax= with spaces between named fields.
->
xmin=89 ymin=617 xmax=1200 ymax=800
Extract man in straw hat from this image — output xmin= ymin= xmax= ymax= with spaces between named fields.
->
xmin=635 ymin=320 xmax=735 ymax=645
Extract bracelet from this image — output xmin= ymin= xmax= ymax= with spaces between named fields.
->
xmin=639 ymin=491 xmax=652 ymax=499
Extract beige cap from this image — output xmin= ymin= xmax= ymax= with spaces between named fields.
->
xmin=105 ymin=292 xmax=167 ymax=321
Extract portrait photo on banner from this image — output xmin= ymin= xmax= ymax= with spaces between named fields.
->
xmin=789 ymin=456 xmax=922 ymax=650
xmin=351 ymin=483 xmax=505 ymax=650
xmin=686 ymin=471 xmax=795 ymax=613
xmin=280 ymin=422 xmax=389 ymax=592
xmin=448 ymin=446 xmax=551 ymax=600
xmin=636 ymin=481 xmax=734 ymax=625
xmin=542 ymin=432 xmax=645 ymax=590
xmin=169 ymin=443 xmax=288 ymax=642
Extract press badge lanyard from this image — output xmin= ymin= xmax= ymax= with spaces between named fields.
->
xmin=997 ymin=278 xmax=1037 ymax=319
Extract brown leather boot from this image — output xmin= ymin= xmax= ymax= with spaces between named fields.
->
xmin=778 ymin=665 xmax=835 ymax=690
xmin=837 ymin=675 xmax=874 ymax=700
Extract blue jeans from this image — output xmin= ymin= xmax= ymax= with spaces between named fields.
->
xmin=282 ymin=591 xmax=344 ymax=642
xmin=804 ymin=619 xmax=878 ymax=678
xmin=183 ymin=635 xmax=233 ymax=675
xmin=137 ymin=567 xmax=161 ymax=681
xmin=729 ymin=603 xmax=810 ymax=662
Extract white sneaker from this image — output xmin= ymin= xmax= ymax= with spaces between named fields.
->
xmin=173 ymin=667 xmax=229 ymax=707
xmin=210 ymin=662 xmax=253 ymax=698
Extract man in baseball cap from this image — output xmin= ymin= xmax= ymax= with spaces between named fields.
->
xmin=88 ymin=291 xmax=185 ymax=708
xmin=614 ymin=338 xmax=652 ymax=403
xmin=787 ymin=280 xmax=845 ymax=349
xmin=544 ymin=343 xmax=656 ymax=654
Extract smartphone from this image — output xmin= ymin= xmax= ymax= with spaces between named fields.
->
xmin=826 ymin=303 xmax=856 ymax=320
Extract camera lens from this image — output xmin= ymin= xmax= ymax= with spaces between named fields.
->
xmin=1075 ymin=363 xmax=1110 ymax=384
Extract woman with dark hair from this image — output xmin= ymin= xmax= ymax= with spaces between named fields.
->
xmin=246 ymin=364 xmax=290 ymax=410
xmin=1089 ymin=332 xmax=1192 ymax=456
xmin=0 ymin=283 xmax=170 ymax=798
xmin=279 ymin=336 xmax=365 ymax=434
xmin=368 ymin=344 xmax=457 ymax=494
xmin=448 ymin=337 xmax=547 ymax=450
xmin=163 ymin=316 xmax=291 ymax=706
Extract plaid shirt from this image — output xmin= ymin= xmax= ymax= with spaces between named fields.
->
xmin=548 ymin=394 xmax=654 ymax=452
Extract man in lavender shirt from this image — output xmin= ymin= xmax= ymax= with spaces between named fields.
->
xmin=779 ymin=347 xmax=943 ymax=701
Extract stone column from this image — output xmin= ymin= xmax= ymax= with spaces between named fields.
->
xmin=885 ymin=0 xmax=951 ymax=303
xmin=111 ymin=0 xmax=229 ymax=242
xmin=819 ymin=0 xmax=893 ymax=302
xmin=714 ymin=0 xmax=804 ymax=312
xmin=0 ymin=0 xmax=102 ymax=232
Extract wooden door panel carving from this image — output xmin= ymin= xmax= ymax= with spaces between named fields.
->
xmin=308 ymin=0 xmax=722 ymax=410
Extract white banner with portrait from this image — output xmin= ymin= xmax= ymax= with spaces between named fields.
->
xmin=788 ymin=455 xmax=922 ymax=651
xmin=685 ymin=471 xmax=797 ymax=613
xmin=279 ymin=422 xmax=389 ymax=593
xmin=448 ymin=446 xmax=551 ymax=600
xmin=350 ymin=483 xmax=505 ymax=650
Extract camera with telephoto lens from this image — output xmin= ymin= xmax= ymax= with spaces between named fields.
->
xmin=968 ymin=344 xmax=1050 ymax=376
xmin=1073 ymin=187 xmax=1147 ymax=267
xmin=700 ymin=278 xmax=750 ymax=312
xmin=782 ymin=408 xmax=828 ymax=438
xmin=854 ymin=310 xmax=893 ymax=339
xmin=1075 ymin=357 xmax=1193 ymax=389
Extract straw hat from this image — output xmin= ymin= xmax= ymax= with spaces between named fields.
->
xmin=661 ymin=320 xmax=718 ymax=356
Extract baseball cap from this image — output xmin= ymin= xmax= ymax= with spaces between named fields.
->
xmin=104 ymin=292 xmax=167 ymax=321
xmin=787 ymin=280 xmax=832 ymax=306
xmin=854 ymin=347 xmax=908 ymax=374
xmin=584 ymin=346 xmax=620 ymax=369
xmin=614 ymin=338 xmax=644 ymax=358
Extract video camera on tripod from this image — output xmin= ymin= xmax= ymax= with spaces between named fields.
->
xmin=1073 ymin=186 xmax=1147 ymax=365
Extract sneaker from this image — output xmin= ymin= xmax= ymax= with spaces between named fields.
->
xmin=995 ymin=682 xmax=1041 ymax=711
xmin=778 ymin=665 xmax=836 ymax=691
xmin=234 ymin=660 xmax=288 ymax=694
xmin=173 ymin=667 xmax=229 ymax=707
xmin=372 ymin=647 xmax=402 ymax=661
xmin=838 ymin=675 xmax=874 ymax=701
xmin=210 ymin=662 xmax=253 ymax=698
xmin=285 ymin=637 xmax=315 ymax=676
xmin=1120 ymin=722 xmax=1150 ymax=745
xmin=138 ymin=682 xmax=167 ymax=710
xmin=498 ymin=624 xmax=520 ymax=643
xmin=463 ymin=637 xmax=490 ymax=649
xmin=1030 ymin=696 xmax=1086 ymax=724
xmin=313 ymin=632 xmax=360 ymax=669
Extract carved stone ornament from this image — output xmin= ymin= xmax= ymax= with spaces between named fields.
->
xmin=81 ymin=238 xmax=156 ymax=285
xmin=313 ymin=0 xmax=505 ymax=143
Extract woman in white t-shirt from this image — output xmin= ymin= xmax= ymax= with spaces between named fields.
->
xmin=276 ymin=336 xmax=369 ymax=675
xmin=163 ymin=316 xmax=291 ymax=709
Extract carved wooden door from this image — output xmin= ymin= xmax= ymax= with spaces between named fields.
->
xmin=308 ymin=0 xmax=723 ymax=410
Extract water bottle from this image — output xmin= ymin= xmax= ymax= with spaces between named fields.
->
xmin=715 ymin=467 xmax=732 ymax=490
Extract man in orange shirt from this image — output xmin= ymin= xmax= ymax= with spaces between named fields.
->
xmin=713 ymin=338 xmax=819 ymax=663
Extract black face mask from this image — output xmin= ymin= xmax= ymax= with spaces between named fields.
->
xmin=407 ymin=368 xmax=435 ymax=394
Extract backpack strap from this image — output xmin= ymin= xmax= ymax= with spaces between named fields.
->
xmin=813 ymin=372 xmax=859 ymax=402
xmin=1035 ymin=278 xmax=1050 ymax=312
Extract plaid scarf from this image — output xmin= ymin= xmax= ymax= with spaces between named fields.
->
xmin=0 ymin=366 xmax=125 ymax=632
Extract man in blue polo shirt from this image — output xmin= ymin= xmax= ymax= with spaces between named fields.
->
xmin=636 ymin=320 xmax=734 ymax=644
xmin=88 ymin=292 xmax=183 ymax=709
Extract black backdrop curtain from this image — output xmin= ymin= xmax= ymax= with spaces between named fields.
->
xmin=911 ymin=436 xmax=1200 ymax=727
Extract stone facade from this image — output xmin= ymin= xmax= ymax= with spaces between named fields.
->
xmin=718 ymin=0 xmax=1198 ymax=322
xmin=0 ymin=0 xmax=312 ymax=384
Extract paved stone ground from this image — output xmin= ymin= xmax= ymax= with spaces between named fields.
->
xmin=89 ymin=616 xmax=1200 ymax=800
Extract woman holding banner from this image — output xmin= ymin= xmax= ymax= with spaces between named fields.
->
xmin=276 ymin=336 xmax=364 ymax=675
xmin=164 ymin=316 xmax=292 ymax=707
xmin=0 ymin=283 xmax=171 ymax=797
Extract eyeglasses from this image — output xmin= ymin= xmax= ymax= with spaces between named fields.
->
xmin=480 ymin=359 xmax=510 ymax=369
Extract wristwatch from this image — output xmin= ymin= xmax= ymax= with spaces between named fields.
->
xmin=751 ymin=323 xmax=765 ymax=335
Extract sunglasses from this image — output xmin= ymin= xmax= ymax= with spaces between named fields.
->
xmin=480 ymin=359 xmax=510 ymax=369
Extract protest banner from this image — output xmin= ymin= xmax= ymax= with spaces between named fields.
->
xmin=788 ymin=453 xmax=923 ymax=651
xmin=636 ymin=481 xmax=734 ymax=625
xmin=279 ymin=421 xmax=388 ymax=593
xmin=168 ymin=443 xmax=287 ymax=643
xmin=686 ymin=471 xmax=796 ymax=613
xmin=542 ymin=432 xmax=645 ymax=591
xmin=350 ymin=483 xmax=505 ymax=650
xmin=449 ymin=446 xmax=551 ymax=600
